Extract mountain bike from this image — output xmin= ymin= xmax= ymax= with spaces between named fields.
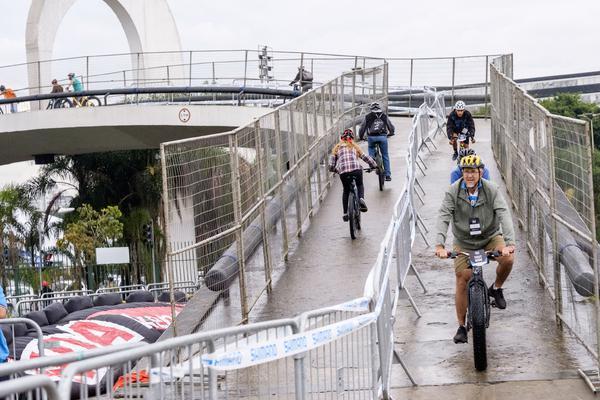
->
xmin=448 ymin=249 xmax=501 ymax=371
xmin=347 ymin=168 xmax=374 ymax=239
xmin=47 ymin=98 xmax=71 ymax=109
xmin=65 ymin=89 xmax=101 ymax=107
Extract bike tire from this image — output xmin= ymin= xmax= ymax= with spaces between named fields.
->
xmin=376 ymin=147 xmax=384 ymax=191
xmin=355 ymin=196 xmax=361 ymax=231
xmin=470 ymin=284 xmax=488 ymax=371
xmin=378 ymin=169 xmax=385 ymax=191
xmin=348 ymin=192 xmax=357 ymax=240
xmin=85 ymin=96 xmax=101 ymax=107
xmin=59 ymin=99 xmax=72 ymax=108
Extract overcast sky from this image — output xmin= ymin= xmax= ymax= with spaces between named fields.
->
xmin=0 ymin=0 xmax=599 ymax=184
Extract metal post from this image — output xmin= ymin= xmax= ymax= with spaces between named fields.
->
xmin=160 ymin=144 xmax=178 ymax=337
xmin=243 ymin=50 xmax=249 ymax=88
xmin=189 ymin=51 xmax=193 ymax=86
xmin=352 ymin=70 xmax=357 ymax=142
xmin=302 ymin=97 xmax=313 ymax=217
xmin=123 ymin=70 xmax=127 ymax=87
xmin=546 ymin=117 xmax=562 ymax=327
xmin=212 ymin=62 xmax=216 ymax=84
xmin=150 ymin=219 xmax=157 ymax=284
xmin=451 ymin=57 xmax=456 ymax=107
xmin=166 ymin=66 xmax=171 ymax=86
xmin=314 ymin=92 xmax=323 ymax=200
xmin=136 ymin=53 xmax=141 ymax=87
xmin=274 ymin=111 xmax=289 ymax=259
xmin=37 ymin=61 xmax=41 ymax=110
xmin=254 ymin=120 xmax=273 ymax=293
xmin=229 ymin=134 xmax=249 ymax=322
xmin=484 ymin=55 xmax=489 ymax=119
xmin=289 ymin=109 xmax=303 ymax=237
xmin=409 ymin=59 xmax=414 ymax=117
xmin=86 ymin=56 xmax=89 ymax=90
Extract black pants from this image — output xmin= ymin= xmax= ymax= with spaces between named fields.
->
xmin=340 ymin=170 xmax=364 ymax=214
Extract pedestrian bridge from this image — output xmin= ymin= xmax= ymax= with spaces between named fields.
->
xmin=1 ymin=52 xmax=599 ymax=399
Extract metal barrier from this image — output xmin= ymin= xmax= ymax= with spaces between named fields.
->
xmin=0 ymin=375 xmax=60 ymax=400
xmin=40 ymin=289 xmax=93 ymax=299
xmin=0 ymin=317 xmax=45 ymax=360
xmin=161 ymin=64 xmax=388 ymax=330
xmin=96 ymin=284 xmax=147 ymax=294
xmin=491 ymin=55 xmax=600 ymax=387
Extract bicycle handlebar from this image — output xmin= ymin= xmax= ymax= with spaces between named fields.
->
xmin=447 ymin=250 xmax=503 ymax=259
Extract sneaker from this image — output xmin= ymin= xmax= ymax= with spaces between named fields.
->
xmin=342 ymin=213 xmax=349 ymax=222
xmin=489 ymin=284 xmax=506 ymax=309
xmin=452 ymin=152 xmax=458 ymax=161
xmin=453 ymin=325 xmax=468 ymax=344
xmin=385 ymin=176 xmax=392 ymax=182
xmin=359 ymin=199 xmax=368 ymax=212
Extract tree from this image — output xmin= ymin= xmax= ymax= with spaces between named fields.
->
xmin=540 ymin=93 xmax=600 ymax=148
xmin=57 ymin=204 xmax=123 ymax=289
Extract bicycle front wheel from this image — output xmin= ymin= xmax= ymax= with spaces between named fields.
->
xmin=58 ymin=99 xmax=72 ymax=108
xmin=85 ymin=96 xmax=101 ymax=107
xmin=348 ymin=192 xmax=357 ymax=240
xmin=469 ymin=284 xmax=488 ymax=371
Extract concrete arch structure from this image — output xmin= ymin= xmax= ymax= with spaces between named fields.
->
xmin=25 ymin=0 xmax=184 ymax=104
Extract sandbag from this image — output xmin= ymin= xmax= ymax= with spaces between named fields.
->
xmin=93 ymin=293 xmax=123 ymax=307
xmin=125 ymin=291 xmax=154 ymax=303
xmin=64 ymin=296 xmax=94 ymax=313
xmin=157 ymin=290 xmax=186 ymax=303
xmin=44 ymin=302 xmax=68 ymax=324
xmin=24 ymin=311 xmax=49 ymax=327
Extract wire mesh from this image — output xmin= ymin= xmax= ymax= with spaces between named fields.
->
xmin=491 ymin=55 xmax=599 ymax=364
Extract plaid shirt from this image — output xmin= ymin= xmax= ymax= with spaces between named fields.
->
xmin=328 ymin=142 xmax=377 ymax=175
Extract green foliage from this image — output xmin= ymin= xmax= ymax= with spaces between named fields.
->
xmin=540 ymin=93 xmax=600 ymax=148
xmin=57 ymin=204 xmax=123 ymax=266
xmin=472 ymin=105 xmax=490 ymax=118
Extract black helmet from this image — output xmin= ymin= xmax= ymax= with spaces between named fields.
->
xmin=341 ymin=128 xmax=354 ymax=141
xmin=0 ymin=85 xmax=5 ymax=91
xmin=68 ymin=73 xmax=75 ymax=78
xmin=370 ymin=102 xmax=382 ymax=112
xmin=457 ymin=148 xmax=476 ymax=164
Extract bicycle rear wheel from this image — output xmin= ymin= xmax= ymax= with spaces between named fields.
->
xmin=348 ymin=192 xmax=357 ymax=240
xmin=376 ymin=147 xmax=384 ymax=191
xmin=469 ymin=284 xmax=488 ymax=371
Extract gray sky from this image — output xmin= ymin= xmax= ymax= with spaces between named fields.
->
xmin=0 ymin=0 xmax=599 ymax=184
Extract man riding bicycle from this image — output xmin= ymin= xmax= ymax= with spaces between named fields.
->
xmin=447 ymin=100 xmax=475 ymax=161
xmin=359 ymin=102 xmax=395 ymax=181
xmin=434 ymin=155 xmax=515 ymax=344
xmin=329 ymin=129 xmax=378 ymax=221
xmin=450 ymin=149 xmax=490 ymax=183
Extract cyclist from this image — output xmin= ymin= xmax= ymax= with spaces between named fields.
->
xmin=66 ymin=72 xmax=84 ymax=105
xmin=434 ymin=155 xmax=515 ymax=344
xmin=447 ymin=100 xmax=475 ymax=161
xmin=51 ymin=79 xmax=64 ymax=93
xmin=289 ymin=66 xmax=313 ymax=93
xmin=359 ymin=102 xmax=395 ymax=181
xmin=0 ymin=85 xmax=17 ymax=113
xmin=328 ymin=128 xmax=378 ymax=221
xmin=450 ymin=148 xmax=490 ymax=183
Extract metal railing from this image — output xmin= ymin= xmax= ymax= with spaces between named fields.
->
xmin=491 ymin=55 xmax=600 ymax=376
xmin=160 ymin=64 xmax=388 ymax=331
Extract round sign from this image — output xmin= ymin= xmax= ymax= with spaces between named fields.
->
xmin=179 ymin=108 xmax=191 ymax=123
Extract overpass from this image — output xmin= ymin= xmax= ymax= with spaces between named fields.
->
xmin=0 ymin=53 xmax=599 ymax=399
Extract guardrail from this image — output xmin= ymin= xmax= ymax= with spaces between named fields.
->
xmin=491 ymin=55 xmax=600 ymax=390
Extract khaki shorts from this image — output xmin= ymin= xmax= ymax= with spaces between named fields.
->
xmin=453 ymin=235 xmax=506 ymax=273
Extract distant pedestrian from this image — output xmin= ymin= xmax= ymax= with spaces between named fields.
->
xmin=0 ymin=85 xmax=17 ymax=113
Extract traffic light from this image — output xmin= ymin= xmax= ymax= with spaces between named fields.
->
xmin=142 ymin=223 xmax=153 ymax=247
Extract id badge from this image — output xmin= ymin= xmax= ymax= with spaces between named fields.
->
xmin=469 ymin=217 xmax=482 ymax=236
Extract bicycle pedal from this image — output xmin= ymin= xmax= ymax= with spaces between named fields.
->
xmin=491 ymin=301 xmax=497 ymax=308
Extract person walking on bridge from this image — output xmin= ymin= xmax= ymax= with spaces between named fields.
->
xmin=290 ymin=66 xmax=313 ymax=93
xmin=434 ymin=155 xmax=515 ymax=344
xmin=0 ymin=85 xmax=17 ymax=113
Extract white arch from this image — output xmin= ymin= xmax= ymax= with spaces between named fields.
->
xmin=25 ymin=0 xmax=184 ymax=105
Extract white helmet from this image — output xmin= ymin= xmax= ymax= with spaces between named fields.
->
xmin=454 ymin=100 xmax=466 ymax=111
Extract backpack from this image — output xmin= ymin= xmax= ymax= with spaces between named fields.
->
xmin=370 ymin=115 xmax=386 ymax=135
xmin=301 ymin=70 xmax=313 ymax=81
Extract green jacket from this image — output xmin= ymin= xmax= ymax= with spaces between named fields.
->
xmin=435 ymin=178 xmax=516 ymax=250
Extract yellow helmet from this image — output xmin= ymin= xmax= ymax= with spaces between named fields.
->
xmin=459 ymin=155 xmax=484 ymax=169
